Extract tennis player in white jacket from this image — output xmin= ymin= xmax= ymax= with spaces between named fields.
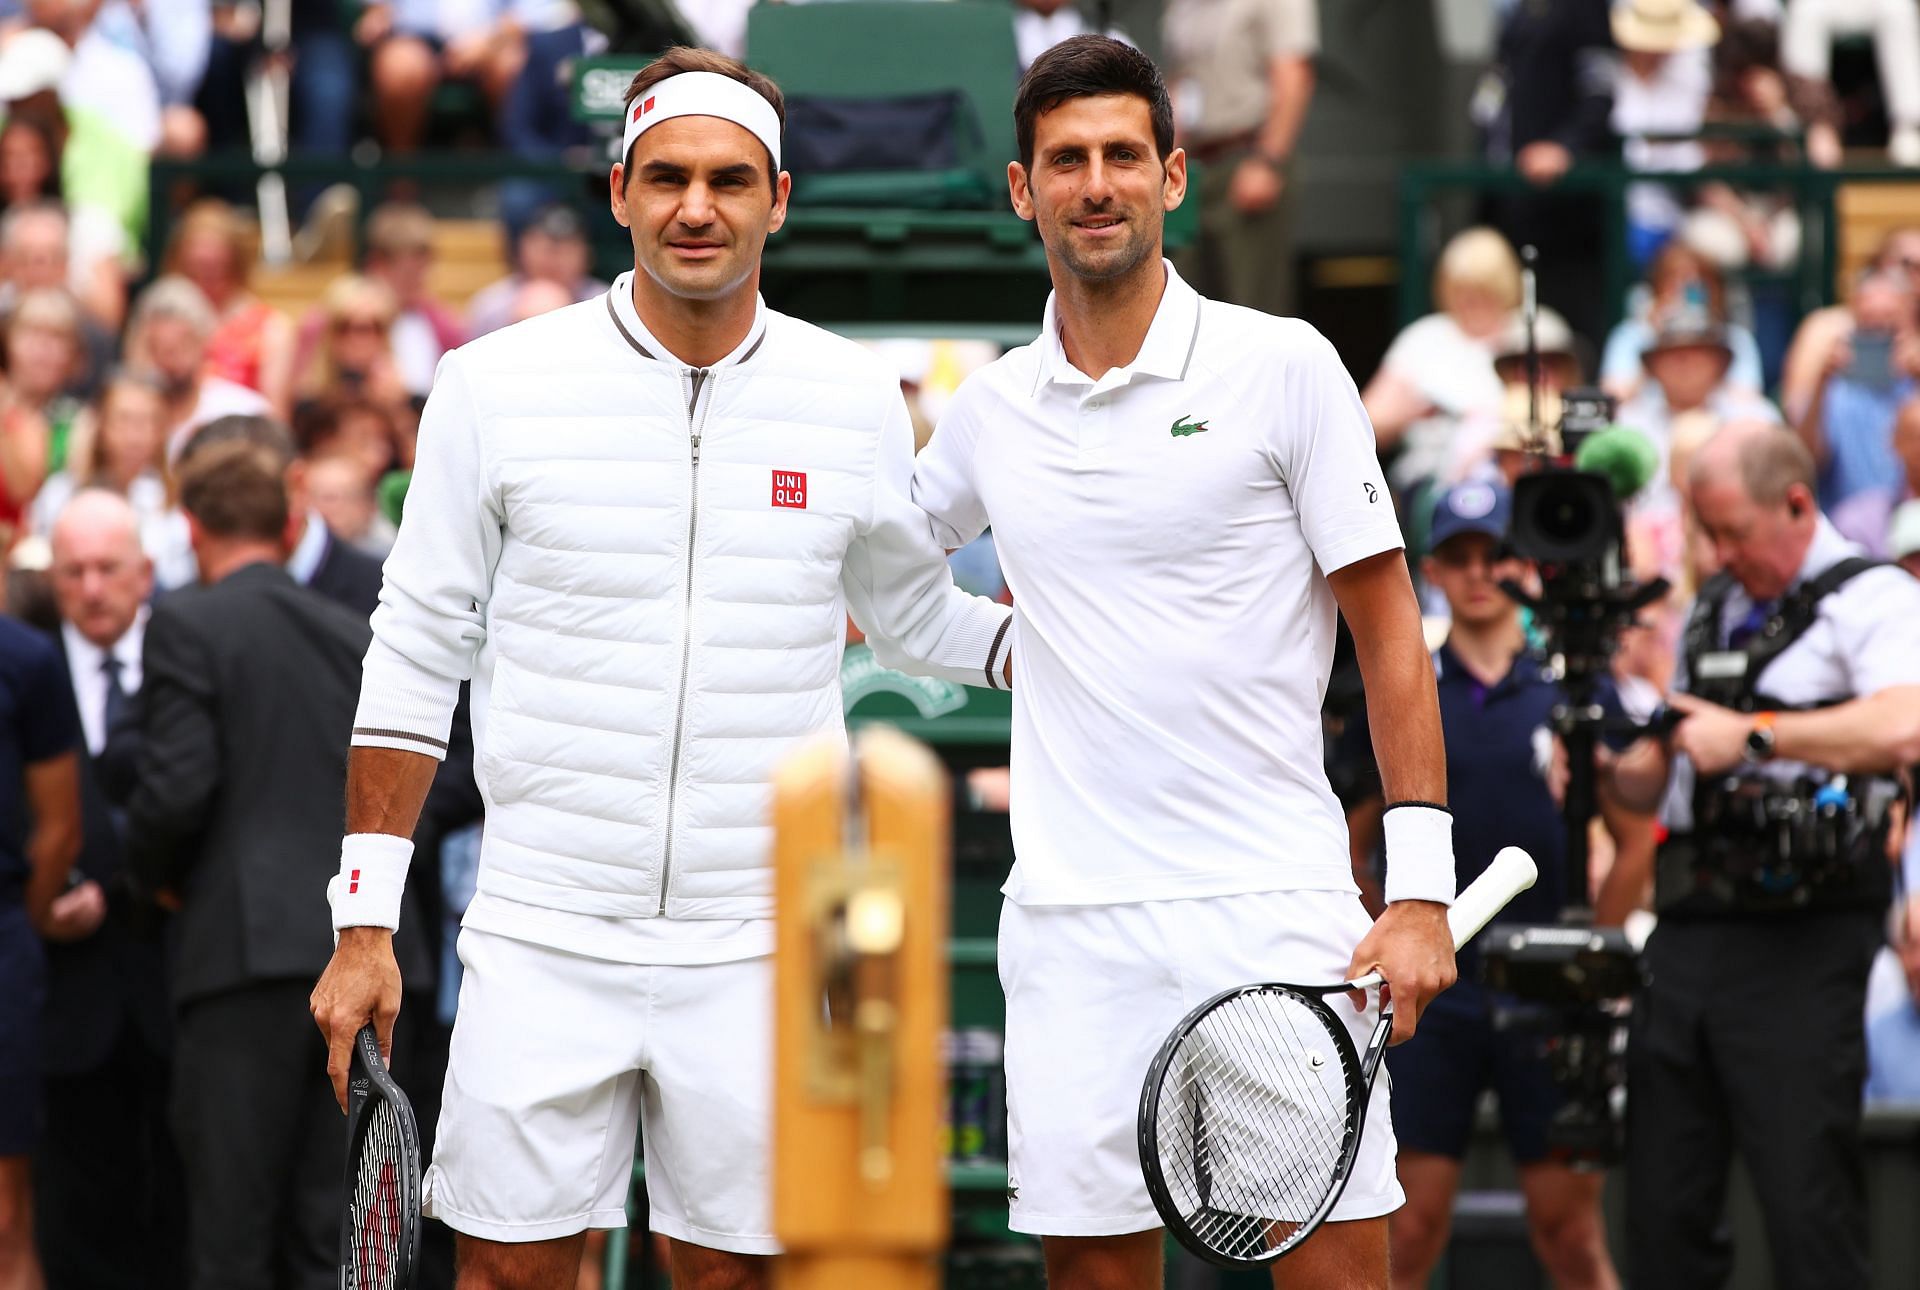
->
xmin=310 ymin=49 xmax=1013 ymax=1290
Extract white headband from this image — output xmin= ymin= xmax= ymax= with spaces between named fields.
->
xmin=622 ymin=71 xmax=783 ymax=173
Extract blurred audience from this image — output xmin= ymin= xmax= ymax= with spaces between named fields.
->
xmin=1363 ymin=227 xmax=1515 ymax=498
xmin=303 ymin=451 xmax=393 ymax=559
xmin=178 ymin=413 xmax=385 ymax=619
xmin=361 ymin=0 xmax=562 ymax=156
xmin=29 ymin=369 xmax=194 ymax=588
xmin=165 ymin=198 xmax=296 ymax=420
xmin=1781 ymin=0 xmax=1920 ymax=166
xmin=29 ymin=0 xmax=163 ymax=156
xmin=95 ymin=0 xmax=211 ymax=158
xmin=294 ymin=273 xmax=411 ymax=427
xmin=3 ymin=284 xmax=88 ymax=466
xmin=126 ymin=275 xmax=270 ymax=461
xmin=40 ymin=485 xmax=184 ymax=1289
xmin=1163 ymin=0 xmax=1316 ymax=316
xmin=1013 ymin=0 xmax=1129 ymax=72
xmin=0 ymin=25 xmax=149 ymax=246
xmin=1610 ymin=0 xmax=1720 ymax=267
xmin=1445 ymin=306 xmax=1582 ymax=487
xmin=359 ymin=203 xmax=462 ymax=400
xmin=1792 ymin=270 xmax=1919 ymax=547
xmin=0 ymin=200 xmax=116 ymax=386
xmin=1476 ymin=0 xmax=1616 ymax=348
xmin=199 ymin=0 xmax=356 ymax=162
xmin=1601 ymin=240 xmax=1765 ymax=400
xmin=464 ymin=203 xmax=603 ymax=338
xmin=1865 ymin=900 xmax=1920 ymax=1102
xmin=0 ymin=119 xmax=124 ymax=327
xmin=1783 ymin=225 xmax=1920 ymax=415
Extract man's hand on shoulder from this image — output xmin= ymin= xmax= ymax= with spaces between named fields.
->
xmin=311 ymin=926 xmax=403 ymax=1113
xmin=1344 ymin=899 xmax=1456 ymax=1045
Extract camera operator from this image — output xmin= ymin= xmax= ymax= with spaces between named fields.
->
xmin=1344 ymin=481 xmax=1651 ymax=1290
xmin=1606 ymin=420 xmax=1920 ymax=1290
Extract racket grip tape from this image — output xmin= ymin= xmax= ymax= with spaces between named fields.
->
xmin=1345 ymin=847 xmax=1537 ymax=992
xmin=1445 ymin=847 xmax=1538 ymax=950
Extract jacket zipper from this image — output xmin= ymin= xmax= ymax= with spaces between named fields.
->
xmin=659 ymin=367 xmax=713 ymax=915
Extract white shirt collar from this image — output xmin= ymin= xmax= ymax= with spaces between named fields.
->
xmin=1031 ymin=259 xmax=1204 ymax=396
xmin=288 ymin=512 xmax=329 ymax=585
xmin=61 ymin=607 xmax=147 ymax=754
xmin=604 ymin=271 xmax=769 ymax=370
xmin=1792 ymin=515 xmax=1862 ymax=590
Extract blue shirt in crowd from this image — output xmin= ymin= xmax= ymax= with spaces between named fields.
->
xmin=1819 ymin=375 xmax=1916 ymax=513
xmin=1865 ymin=1003 xmax=1920 ymax=1104
xmin=0 ymin=616 xmax=82 ymax=902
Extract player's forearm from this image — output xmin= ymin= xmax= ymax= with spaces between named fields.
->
xmin=1352 ymin=629 xmax=1445 ymax=808
xmin=1774 ymin=686 xmax=1920 ymax=774
xmin=346 ymin=745 xmax=441 ymax=839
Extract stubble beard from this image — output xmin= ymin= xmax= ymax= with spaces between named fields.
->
xmin=1050 ymin=210 xmax=1159 ymax=286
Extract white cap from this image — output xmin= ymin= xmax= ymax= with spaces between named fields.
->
xmin=622 ymin=71 xmax=782 ymax=173
xmin=0 ymin=28 xmax=69 ymax=102
xmin=1889 ymin=499 xmax=1920 ymax=561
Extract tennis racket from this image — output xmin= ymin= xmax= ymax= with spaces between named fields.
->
xmin=1138 ymin=846 xmax=1538 ymax=1268
xmin=339 ymin=1024 xmax=422 ymax=1290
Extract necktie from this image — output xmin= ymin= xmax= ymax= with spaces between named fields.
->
xmin=1727 ymin=600 xmax=1778 ymax=650
xmin=102 ymin=654 xmax=130 ymax=735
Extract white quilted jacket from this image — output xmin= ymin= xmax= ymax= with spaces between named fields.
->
xmin=352 ymin=276 xmax=1011 ymax=920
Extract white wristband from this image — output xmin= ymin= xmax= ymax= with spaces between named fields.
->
xmin=329 ymin=833 xmax=414 ymax=932
xmin=1382 ymin=803 xmax=1456 ymax=906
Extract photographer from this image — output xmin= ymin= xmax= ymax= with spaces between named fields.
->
xmin=1343 ymin=481 xmax=1650 ymax=1290
xmin=1606 ymin=421 xmax=1920 ymax=1290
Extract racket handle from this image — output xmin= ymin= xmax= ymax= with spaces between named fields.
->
xmin=1447 ymin=847 xmax=1538 ymax=949
xmin=1347 ymin=847 xmax=1538 ymax=991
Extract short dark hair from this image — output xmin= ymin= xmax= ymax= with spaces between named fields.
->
xmin=178 ymin=440 xmax=290 ymax=542
xmin=1014 ymin=36 xmax=1174 ymax=173
xmin=623 ymin=47 xmax=786 ymax=178
xmin=178 ymin=414 xmax=297 ymax=473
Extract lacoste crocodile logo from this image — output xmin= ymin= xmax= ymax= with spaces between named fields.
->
xmin=1171 ymin=415 xmax=1210 ymax=437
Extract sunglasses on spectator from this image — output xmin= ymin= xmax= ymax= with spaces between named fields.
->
xmin=333 ymin=316 xmax=389 ymax=336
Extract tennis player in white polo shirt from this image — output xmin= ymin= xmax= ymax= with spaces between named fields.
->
xmin=912 ymin=38 xmax=1457 ymax=1289
xmin=310 ymin=48 xmax=1012 ymax=1290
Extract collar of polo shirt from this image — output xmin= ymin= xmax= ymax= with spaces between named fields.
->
xmin=1032 ymin=260 xmax=1206 ymax=396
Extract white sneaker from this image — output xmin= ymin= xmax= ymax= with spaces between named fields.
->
xmin=1891 ymin=125 xmax=1920 ymax=168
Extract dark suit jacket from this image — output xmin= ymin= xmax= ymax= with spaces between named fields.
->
xmin=308 ymin=527 xmax=384 ymax=623
xmin=42 ymin=634 xmax=171 ymax=1074
xmin=126 ymin=563 xmax=430 ymax=1007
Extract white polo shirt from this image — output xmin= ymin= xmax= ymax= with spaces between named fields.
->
xmin=913 ymin=262 xmax=1403 ymax=906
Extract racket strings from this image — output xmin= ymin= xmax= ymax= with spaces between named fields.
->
xmin=1152 ymin=989 xmax=1356 ymax=1261
xmin=348 ymin=1099 xmax=411 ymax=1289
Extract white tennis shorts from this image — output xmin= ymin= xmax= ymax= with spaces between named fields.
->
xmin=422 ymin=926 xmax=777 ymax=1253
xmin=999 ymin=888 xmax=1404 ymax=1237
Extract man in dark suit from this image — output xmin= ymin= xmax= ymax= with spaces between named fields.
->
xmin=176 ymin=413 xmax=386 ymax=620
xmin=40 ymin=489 xmax=184 ymax=1290
xmin=126 ymin=442 xmax=431 ymax=1290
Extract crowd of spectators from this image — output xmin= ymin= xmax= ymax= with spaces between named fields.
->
xmin=0 ymin=3 xmax=1916 ymax=1288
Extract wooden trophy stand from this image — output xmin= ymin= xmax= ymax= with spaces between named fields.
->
xmin=772 ymin=727 xmax=951 ymax=1290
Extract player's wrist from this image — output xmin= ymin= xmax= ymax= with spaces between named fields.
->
xmin=1381 ymin=801 xmax=1456 ymax=906
xmin=330 ymin=833 xmax=413 ymax=932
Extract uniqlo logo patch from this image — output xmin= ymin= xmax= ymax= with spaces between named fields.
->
xmin=348 ymin=869 xmax=361 ymax=894
xmin=631 ymin=95 xmax=655 ymax=124
xmin=772 ymin=470 xmax=808 ymax=509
